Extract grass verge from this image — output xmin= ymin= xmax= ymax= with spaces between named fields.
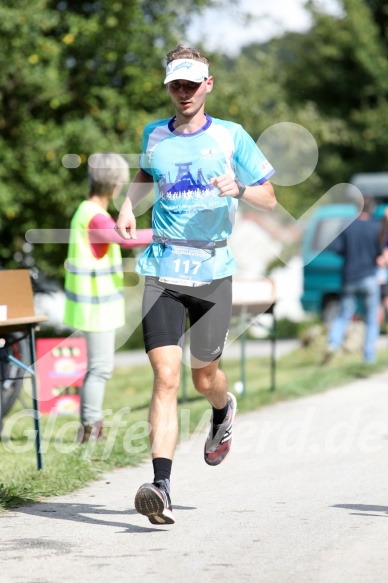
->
xmin=1 ymin=340 xmax=388 ymax=511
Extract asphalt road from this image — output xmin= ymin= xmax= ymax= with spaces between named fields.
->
xmin=2 ymin=365 xmax=388 ymax=582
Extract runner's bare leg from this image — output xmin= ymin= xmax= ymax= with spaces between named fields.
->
xmin=191 ymin=356 xmax=228 ymax=409
xmin=147 ymin=345 xmax=182 ymax=459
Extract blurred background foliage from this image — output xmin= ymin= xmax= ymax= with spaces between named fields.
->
xmin=0 ymin=0 xmax=387 ymax=279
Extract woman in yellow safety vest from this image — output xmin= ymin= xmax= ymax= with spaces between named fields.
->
xmin=64 ymin=152 xmax=153 ymax=441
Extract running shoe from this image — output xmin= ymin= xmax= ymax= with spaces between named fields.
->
xmin=134 ymin=483 xmax=175 ymax=525
xmin=204 ymin=392 xmax=237 ymax=466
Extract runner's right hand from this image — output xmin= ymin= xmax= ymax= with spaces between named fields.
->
xmin=115 ymin=199 xmax=137 ymax=240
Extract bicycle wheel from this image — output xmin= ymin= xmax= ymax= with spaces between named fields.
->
xmin=0 ymin=333 xmax=29 ymax=417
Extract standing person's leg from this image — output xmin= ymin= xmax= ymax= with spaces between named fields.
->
xmin=326 ymin=285 xmax=357 ymax=354
xmin=361 ymin=275 xmax=380 ymax=363
xmin=79 ymin=329 xmax=115 ymax=440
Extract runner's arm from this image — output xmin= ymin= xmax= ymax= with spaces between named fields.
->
xmin=115 ymin=170 xmax=154 ymax=240
xmin=210 ymin=175 xmax=276 ymax=212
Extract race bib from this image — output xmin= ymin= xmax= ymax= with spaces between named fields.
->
xmin=159 ymin=244 xmax=215 ymax=286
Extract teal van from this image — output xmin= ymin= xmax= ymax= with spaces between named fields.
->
xmin=301 ymin=173 xmax=388 ymax=322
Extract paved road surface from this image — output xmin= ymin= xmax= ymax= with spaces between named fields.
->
xmin=2 ymin=366 xmax=388 ymax=582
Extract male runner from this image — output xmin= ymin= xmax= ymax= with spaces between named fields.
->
xmin=116 ymin=44 xmax=276 ymax=525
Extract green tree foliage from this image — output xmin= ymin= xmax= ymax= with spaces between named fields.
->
xmin=205 ymin=44 xmax=315 ymax=218
xmin=274 ymin=0 xmax=388 ymax=211
xmin=207 ymin=0 xmax=388 ymax=217
xmin=0 ymin=0 xmax=219 ymax=276
xmin=1 ymin=0 xmax=387 ymax=278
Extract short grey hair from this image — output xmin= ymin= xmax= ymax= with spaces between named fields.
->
xmin=88 ymin=153 xmax=129 ymax=195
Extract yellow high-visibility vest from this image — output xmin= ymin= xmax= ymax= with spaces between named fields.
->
xmin=63 ymin=200 xmax=125 ymax=331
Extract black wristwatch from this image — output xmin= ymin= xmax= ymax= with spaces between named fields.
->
xmin=234 ymin=178 xmax=246 ymax=199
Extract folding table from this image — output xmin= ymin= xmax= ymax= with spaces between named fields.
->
xmin=0 ymin=270 xmax=47 ymax=470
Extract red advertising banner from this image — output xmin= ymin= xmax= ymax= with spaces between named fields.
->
xmin=36 ymin=337 xmax=87 ymax=415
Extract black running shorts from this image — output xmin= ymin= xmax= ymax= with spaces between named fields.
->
xmin=142 ymin=276 xmax=232 ymax=362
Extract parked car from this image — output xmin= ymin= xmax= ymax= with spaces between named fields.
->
xmin=301 ymin=173 xmax=388 ymax=323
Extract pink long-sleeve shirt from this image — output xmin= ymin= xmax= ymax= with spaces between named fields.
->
xmin=88 ymin=213 xmax=153 ymax=259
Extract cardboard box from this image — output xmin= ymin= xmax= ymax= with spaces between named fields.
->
xmin=0 ymin=270 xmax=36 ymax=319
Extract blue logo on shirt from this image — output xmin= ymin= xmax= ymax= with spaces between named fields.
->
xmin=159 ymin=162 xmax=214 ymax=199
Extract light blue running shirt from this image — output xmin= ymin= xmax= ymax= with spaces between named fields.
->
xmin=136 ymin=114 xmax=275 ymax=281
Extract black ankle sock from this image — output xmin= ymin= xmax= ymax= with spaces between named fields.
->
xmin=212 ymin=402 xmax=229 ymax=425
xmin=152 ymin=457 xmax=172 ymax=484
xmin=212 ymin=401 xmax=229 ymax=437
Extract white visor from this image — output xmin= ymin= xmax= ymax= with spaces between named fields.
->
xmin=164 ymin=59 xmax=209 ymax=84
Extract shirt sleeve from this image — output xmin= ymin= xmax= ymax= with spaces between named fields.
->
xmin=88 ymin=214 xmax=153 ymax=248
xmin=234 ymin=125 xmax=275 ymax=186
xmin=139 ymin=123 xmax=154 ymax=178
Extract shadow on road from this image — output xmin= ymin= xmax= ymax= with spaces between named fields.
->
xmin=332 ymin=503 xmax=388 ymax=517
xmin=13 ymin=501 xmax=197 ymax=533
